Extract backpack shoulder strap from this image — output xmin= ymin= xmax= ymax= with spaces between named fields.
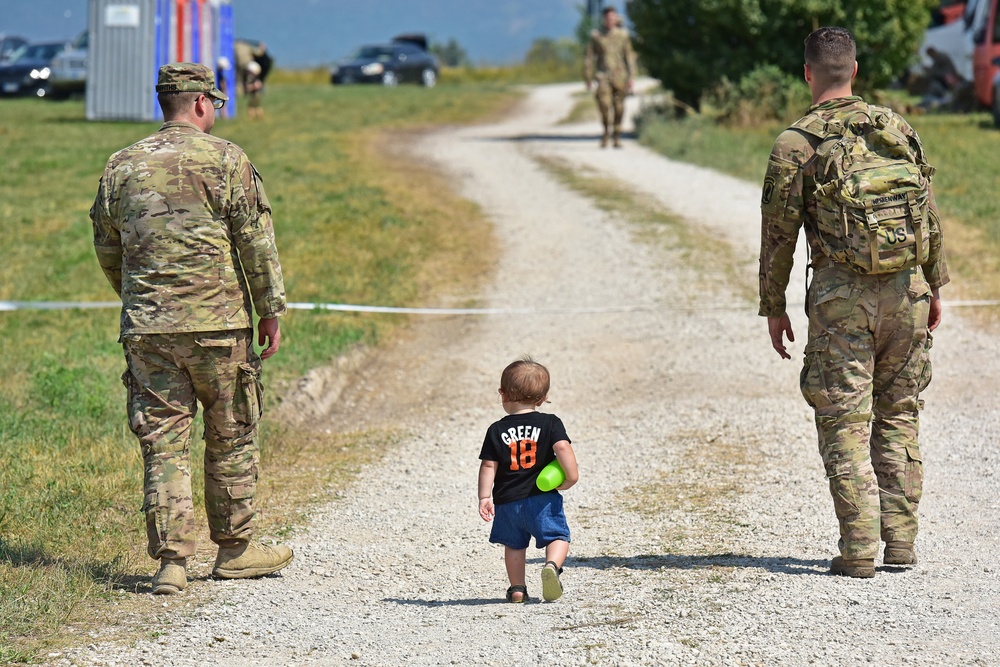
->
xmin=790 ymin=113 xmax=833 ymax=140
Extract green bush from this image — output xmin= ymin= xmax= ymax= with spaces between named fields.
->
xmin=626 ymin=0 xmax=937 ymax=109
xmin=705 ymin=65 xmax=812 ymax=126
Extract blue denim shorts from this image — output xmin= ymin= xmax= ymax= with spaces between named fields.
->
xmin=490 ymin=492 xmax=571 ymax=550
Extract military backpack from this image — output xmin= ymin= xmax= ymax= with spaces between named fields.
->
xmin=793 ymin=104 xmax=934 ymax=274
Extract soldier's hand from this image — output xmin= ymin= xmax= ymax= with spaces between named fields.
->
xmin=928 ymin=288 xmax=942 ymax=332
xmin=767 ymin=314 xmax=794 ymax=360
xmin=258 ymin=317 xmax=281 ymax=360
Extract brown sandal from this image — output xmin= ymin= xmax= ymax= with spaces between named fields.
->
xmin=506 ymin=585 xmax=529 ymax=603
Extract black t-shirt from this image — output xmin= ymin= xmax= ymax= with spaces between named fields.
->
xmin=479 ymin=411 xmax=571 ymax=505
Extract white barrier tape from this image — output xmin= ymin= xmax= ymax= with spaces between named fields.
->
xmin=0 ymin=300 xmax=653 ymax=315
xmin=0 ymin=301 xmax=121 ymax=311
xmin=2 ymin=299 xmax=998 ymax=314
xmin=285 ymin=302 xmax=653 ymax=315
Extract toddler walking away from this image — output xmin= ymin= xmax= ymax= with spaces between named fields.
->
xmin=478 ymin=357 xmax=579 ymax=603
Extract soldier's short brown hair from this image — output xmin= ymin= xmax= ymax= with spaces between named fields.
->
xmin=500 ymin=356 xmax=550 ymax=404
xmin=157 ymin=91 xmax=200 ymax=118
xmin=804 ymin=27 xmax=856 ymax=88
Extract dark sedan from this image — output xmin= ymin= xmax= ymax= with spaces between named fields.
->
xmin=331 ymin=42 xmax=439 ymax=87
xmin=0 ymin=34 xmax=28 ymax=62
xmin=0 ymin=41 xmax=66 ymax=97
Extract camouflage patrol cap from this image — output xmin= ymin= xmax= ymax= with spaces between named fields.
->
xmin=155 ymin=62 xmax=228 ymax=101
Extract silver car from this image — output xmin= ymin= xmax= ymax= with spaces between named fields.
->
xmin=47 ymin=31 xmax=87 ymax=99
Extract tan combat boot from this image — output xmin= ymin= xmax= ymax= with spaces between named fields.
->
xmin=830 ymin=556 xmax=876 ymax=578
xmin=212 ymin=541 xmax=294 ymax=579
xmin=151 ymin=557 xmax=187 ymax=595
xmin=600 ymin=128 xmax=610 ymax=148
xmin=884 ymin=541 xmax=917 ymax=566
xmin=613 ymin=130 xmax=622 ymax=148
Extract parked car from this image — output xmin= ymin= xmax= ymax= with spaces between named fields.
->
xmin=331 ymin=36 xmax=439 ymax=87
xmin=0 ymin=34 xmax=28 ymax=62
xmin=47 ymin=31 xmax=87 ymax=99
xmin=0 ymin=41 xmax=66 ymax=97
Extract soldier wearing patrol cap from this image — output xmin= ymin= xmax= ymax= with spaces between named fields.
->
xmin=91 ymin=62 xmax=293 ymax=594
xmin=584 ymin=6 xmax=637 ymax=148
xmin=759 ymin=28 xmax=949 ymax=578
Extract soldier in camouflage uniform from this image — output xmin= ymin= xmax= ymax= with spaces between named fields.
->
xmin=758 ymin=28 xmax=949 ymax=578
xmin=584 ymin=6 xmax=636 ymax=148
xmin=90 ymin=63 xmax=293 ymax=594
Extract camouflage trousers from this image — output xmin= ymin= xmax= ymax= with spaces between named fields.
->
xmin=121 ymin=329 xmax=263 ymax=560
xmin=594 ymin=75 xmax=627 ymax=136
xmin=801 ymin=261 xmax=932 ymax=560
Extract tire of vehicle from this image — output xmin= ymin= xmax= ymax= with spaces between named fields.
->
xmin=421 ymin=68 xmax=437 ymax=88
xmin=993 ymin=84 xmax=1000 ymax=127
xmin=381 ymin=71 xmax=398 ymax=87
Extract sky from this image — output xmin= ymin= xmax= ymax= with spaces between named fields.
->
xmin=3 ymin=0 xmax=594 ymax=66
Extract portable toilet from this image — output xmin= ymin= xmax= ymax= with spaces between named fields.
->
xmin=87 ymin=0 xmax=234 ymax=121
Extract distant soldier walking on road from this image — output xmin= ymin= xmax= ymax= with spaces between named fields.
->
xmin=584 ymin=6 xmax=636 ymax=148
xmin=759 ymin=28 xmax=949 ymax=578
xmin=91 ymin=62 xmax=293 ymax=594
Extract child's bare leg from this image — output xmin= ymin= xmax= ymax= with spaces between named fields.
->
xmin=545 ymin=539 xmax=569 ymax=568
xmin=504 ymin=547 xmax=527 ymax=600
xmin=504 ymin=547 xmax=526 ymax=584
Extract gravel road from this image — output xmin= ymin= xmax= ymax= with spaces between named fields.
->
xmin=56 ymin=84 xmax=1000 ymax=667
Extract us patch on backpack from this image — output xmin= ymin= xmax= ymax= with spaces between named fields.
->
xmin=793 ymin=105 xmax=934 ymax=274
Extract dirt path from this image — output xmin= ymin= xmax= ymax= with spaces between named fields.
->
xmin=61 ymin=84 xmax=1000 ymax=667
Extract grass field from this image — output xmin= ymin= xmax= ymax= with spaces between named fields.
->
xmin=638 ymin=110 xmax=1000 ymax=309
xmin=0 ymin=80 xmax=517 ymax=663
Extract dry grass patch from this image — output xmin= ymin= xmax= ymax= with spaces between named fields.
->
xmin=535 ymin=155 xmax=754 ymax=304
xmin=622 ymin=432 xmax=758 ymax=554
xmin=558 ymin=92 xmax=600 ymax=125
xmin=938 ymin=218 xmax=1000 ymax=330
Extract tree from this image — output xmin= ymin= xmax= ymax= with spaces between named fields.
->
xmin=626 ymin=0 xmax=937 ymax=109
xmin=575 ymin=2 xmax=600 ymax=47
xmin=524 ymin=37 xmax=581 ymax=69
xmin=431 ymin=38 xmax=470 ymax=68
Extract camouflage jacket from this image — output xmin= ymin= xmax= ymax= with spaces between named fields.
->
xmin=758 ymin=97 xmax=949 ymax=317
xmin=91 ymin=121 xmax=286 ymax=337
xmin=584 ymin=26 xmax=636 ymax=88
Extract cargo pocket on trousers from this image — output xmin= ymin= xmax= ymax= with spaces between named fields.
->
xmin=120 ymin=368 xmax=143 ymax=437
xmin=222 ymin=482 xmax=255 ymax=535
xmin=236 ymin=363 xmax=263 ymax=427
xmin=142 ymin=490 xmax=169 ymax=546
xmin=915 ymin=333 xmax=933 ymax=395
xmin=828 ymin=462 xmax=862 ymax=520
xmin=800 ymin=335 xmax=832 ymax=410
xmin=904 ymin=444 xmax=923 ymax=504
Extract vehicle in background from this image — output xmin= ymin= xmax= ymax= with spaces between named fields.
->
xmin=920 ymin=0 xmax=987 ymax=84
xmin=47 ymin=30 xmax=88 ymax=99
xmin=0 ymin=34 xmax=28 ymax=62
xmin=330 ymin=34 xmax=439 ymax=87
xmin=972 ymin=0 xmax=1000 ymax=113
xmin=0 ymin=41 xmax=66 ymax=97
xmin=934 ymin=0 xmax=968 ymax=25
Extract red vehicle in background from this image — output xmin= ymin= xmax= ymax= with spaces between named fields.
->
xmin=938 ymin=0 xmax=967 ymax=24
xmin=972 ymin=0 xmax=1000 ymax=109
xmin=921 ymin=0 xmax=1000 ymax=122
